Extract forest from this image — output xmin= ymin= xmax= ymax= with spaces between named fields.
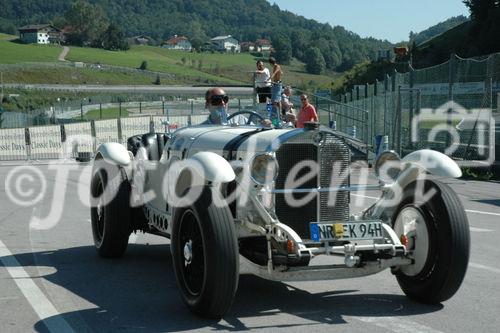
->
xmin=0 ymin=0 xmax=394 ymax=72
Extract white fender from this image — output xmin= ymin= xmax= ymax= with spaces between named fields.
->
xmin=94 ymin=142 xmax=131 ymax=166
xmin=402 ymin=149 xmax=462 ymax=178
xmin=189 ymin=151 xmax=235 ymax=183
xmin=368 ymin=149 xmax=461 ymax=221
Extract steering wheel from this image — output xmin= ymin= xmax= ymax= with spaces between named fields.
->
xmin=226 ymin=110 xmax=265 ymax=126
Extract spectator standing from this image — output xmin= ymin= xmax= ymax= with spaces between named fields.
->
xmin=281 ymin=86 xmax=293 ymax=115
xmin=269 ymin=57 xmax=283 ymax=122
xmin=296 ymin=94 xmax=318 ymax=128
xmin=254 ymin=60 xmax=271 ymax=104
xmin=281 ymin=86 xmax=296 ymax=125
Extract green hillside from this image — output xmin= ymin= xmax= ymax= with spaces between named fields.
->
xmin=409 ymin=15 xmax=469 ymax=46
xmin=0 ymin=40 xmax=335 ymax=87
xmin=0 ymin=32 xmax=16 ymax=40
xmin=0 ymin=41 xmax=61 ymax=63
xmin=412 ymin=21 xmax=474 ymax=68
xmin=412 ymin=6 xmax=500 ymax=68
xmin=0 ymin=0 xmax=393 ymax=72
xmin=332 ymin=5 xmax=500 ymax=93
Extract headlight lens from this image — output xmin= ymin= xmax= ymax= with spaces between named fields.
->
xmin=374 ymin=151 xmax=401 ymax=184
xmin=250 ymin=153 xmax=278 ymax=185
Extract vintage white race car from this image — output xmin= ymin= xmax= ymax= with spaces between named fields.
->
xmin=89 ymin=113 xmax=470 ymax=319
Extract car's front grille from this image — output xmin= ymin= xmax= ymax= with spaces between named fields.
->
xmin=319 ymin=134 xmax=350 ymax=223
xmin=274 ymin=132 xmax=350 ymax=239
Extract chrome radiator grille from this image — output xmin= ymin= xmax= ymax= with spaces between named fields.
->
xmin=274 ymin=132 xmax=350 ymax=239
xmin=319 ymin=135 xmax=350 ymax=223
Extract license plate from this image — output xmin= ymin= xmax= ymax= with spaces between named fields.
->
xmin=310 ymin=221 xmax=384 ymax=242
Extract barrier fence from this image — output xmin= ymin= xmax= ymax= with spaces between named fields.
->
xmin=2 ymin=54 xmax=498 ymax=164
xmin=327 ymin=52 xmax=500 ymax=164
xmin=0 ymin=98 xmax=255 ymax=129
xmin=0 ymin=114 xmax=209 ymax=162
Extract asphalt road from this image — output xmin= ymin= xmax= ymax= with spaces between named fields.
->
xmin=0 ymin=162 xmax=499 ymax=332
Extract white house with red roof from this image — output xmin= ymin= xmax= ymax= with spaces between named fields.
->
xmin=161 ymin=35 xmax=192 ymax=51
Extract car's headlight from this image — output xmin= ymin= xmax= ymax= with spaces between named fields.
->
xmin=374 ymin=151 xmax=401 ymax=184
xmin=250 ymin=153 xmax=278 ymax=185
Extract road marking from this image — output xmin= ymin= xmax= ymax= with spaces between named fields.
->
xmin=469 ymin=262 xmax=500 ymax=274
xmin=465 ymin=209 xmax=500 ymax=217
xmin=469 ymin=227 xmax=494 ymax=232
xmin=0 ymin=240 xmax=75 ymax=333
xmin=352 ymin=194 xmax=500 ymax=218
xmin=353 ymin=316 xmax=443 ymax=333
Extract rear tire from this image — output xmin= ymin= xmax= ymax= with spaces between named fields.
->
xmin=393 ymin=179 xmax=470 ymax=303
xmin=171 ymin=186 xmax=239 ymax=319
xmin=90 ymin=161 xmax=131 ymax=258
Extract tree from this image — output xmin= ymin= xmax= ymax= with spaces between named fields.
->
xmin=139 ymin=60 xmax=148 ymax=70
xmin=305 ymin=47 xmax=326 ymax=74
xmin=51 ymin=15 xmax=66 ymax=30
xmin=290 ymin=30 xmax=309 ymax=61
xmin=463 ymin=0 xmax=499 ymax=21
xmin=64 ymin=0 xmax=109 ymax=46
xmin=0 ymin=19 xmax=17 ymax=35
xmin=100 ymin=23 xmax=129 ymax=51
xmin=187 ymin=20 xmax=208 ymax=51
xmin=271 ymin=33 xmax=292 ymax=65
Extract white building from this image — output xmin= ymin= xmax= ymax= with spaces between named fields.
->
xmin=162 ymin=35 xmax=192 ymax=51
xmin=18 ymin=24 xmax=61 ymax=44
xmin=255 ymin=39 xmax=272 ymax=52
xmin=210 ymin=35 xmax=240 ymax=53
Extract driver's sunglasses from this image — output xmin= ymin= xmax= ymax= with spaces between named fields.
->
xmin=210 ymin=94 xmax=229 ymax=105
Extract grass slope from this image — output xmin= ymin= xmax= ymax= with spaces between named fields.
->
xmin=0 ymin=41 xmax=61 ymax=63
xmin=1 ymin=67 xmax=163 ymax=85
xmin=413 ymin=21 xmax=473 ymax=68
xmin=0 ymin=41 xmax=335 ymax=87
xmin=0 ymin=33 xmax=17 ymax=41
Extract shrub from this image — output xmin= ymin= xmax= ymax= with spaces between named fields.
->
xmin=154 ymin=74 xmax=161 ymax=85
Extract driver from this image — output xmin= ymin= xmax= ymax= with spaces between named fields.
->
xmin=203 ymin=87 xmax=269 ymax=126
xmin=203 ymin=87 xmax=230 ymax=125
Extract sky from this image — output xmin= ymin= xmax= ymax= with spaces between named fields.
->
xmin=266 ymin=0 xmax=470 ymax=43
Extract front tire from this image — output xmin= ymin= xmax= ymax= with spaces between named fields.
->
xmin=90 ymin=161 xmax=132 ymax=258
xmin=171 ymin=186 xmax=239 ymax=319
xmin=393 ymin=179 xmax=470 ymax=303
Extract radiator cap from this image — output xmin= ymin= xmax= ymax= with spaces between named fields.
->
xmin=303 ymin=121 xmax=319 ymax=130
